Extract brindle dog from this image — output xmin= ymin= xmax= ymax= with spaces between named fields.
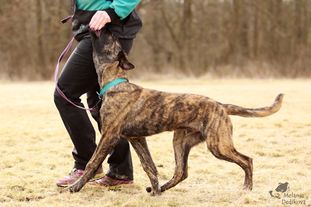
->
xmin=68 ymin=29 xmax=283 ymax=195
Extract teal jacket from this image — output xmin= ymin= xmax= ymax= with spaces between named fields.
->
xmin=76 ymin=0 xmax=141 ymax=20
xmin=71 ymin=0 xmax=142 ymax=41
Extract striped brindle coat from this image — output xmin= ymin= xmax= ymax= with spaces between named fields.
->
xmin=68 ymin=29 xmax=284 ymax=195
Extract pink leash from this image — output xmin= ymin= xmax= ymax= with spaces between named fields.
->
xmin=54 ymin=37 xmax=101 ymax=111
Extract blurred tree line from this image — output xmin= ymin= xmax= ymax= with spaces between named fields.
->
xmin=0 ymin=0 xmax=310 ymax=80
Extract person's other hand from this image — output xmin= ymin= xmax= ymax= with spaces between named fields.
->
xmin=89 ymin=11 xmax=111 ymax=31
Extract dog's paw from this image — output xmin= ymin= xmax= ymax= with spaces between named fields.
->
xmin=69 ymin=183 xmax=82 ymax=193
xmin=243 ymin=184 xmax=253 ymax=191
xmin=150 ymin=190 xmax=161 ymax=196
xmin=146 ymin=186 xmax=161 ymax=196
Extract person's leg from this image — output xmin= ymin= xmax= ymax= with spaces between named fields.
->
xmin=87 ymin=37 xmax=134 ymax=181
xmin=54 ymin=38 xmax=99 ymax=172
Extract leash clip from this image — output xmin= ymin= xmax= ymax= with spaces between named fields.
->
xmin=96 ymin=91 xmax=103 ymax=100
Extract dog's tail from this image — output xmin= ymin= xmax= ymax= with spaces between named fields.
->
xmin=221 ymin=94 xmax=284 ymax=117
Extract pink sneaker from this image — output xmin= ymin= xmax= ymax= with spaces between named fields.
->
xmin=56 ymin=168 xmax=103 ymax=187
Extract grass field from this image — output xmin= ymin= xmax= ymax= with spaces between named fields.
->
xmin=0 ymin=79 xmax=310 ymax=207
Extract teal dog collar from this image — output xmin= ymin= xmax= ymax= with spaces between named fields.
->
xmin=97 ymin=78 xmax=128 ymax=98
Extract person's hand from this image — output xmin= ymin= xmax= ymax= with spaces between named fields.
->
xmin=89 ymin=11 xmax=111 ymax=31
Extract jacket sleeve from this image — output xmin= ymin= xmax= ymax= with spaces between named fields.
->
xmin=104 ymin=0 xmax=141 ymax=22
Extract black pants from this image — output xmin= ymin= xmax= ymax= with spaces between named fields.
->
xmin=54 ymin=37 xmax=133 ymax=180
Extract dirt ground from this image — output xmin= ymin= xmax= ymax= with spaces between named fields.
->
xmin=0 ymin=79 xmax=310 ymax=207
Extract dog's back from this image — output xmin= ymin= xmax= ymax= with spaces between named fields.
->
xmin=120 ymin=85 xmax=283 ymax=138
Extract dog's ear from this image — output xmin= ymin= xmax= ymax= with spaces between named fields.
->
xmin=118 ymin=50 xmax=135 ymax=70
xmin=90 ymin=30 xmax=98 ymax=46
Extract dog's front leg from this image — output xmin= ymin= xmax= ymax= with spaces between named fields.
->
xmin=69 ymin=126 xmax=121 ymax=193
xmin=129 ymin=137 xmax=160 ymax=196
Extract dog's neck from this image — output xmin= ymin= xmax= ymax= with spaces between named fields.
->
xmin=99 ymin=62 xmax=127 ymax=87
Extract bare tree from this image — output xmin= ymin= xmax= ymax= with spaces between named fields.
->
xmin=0 ymin=0 xmax=310 ymax=79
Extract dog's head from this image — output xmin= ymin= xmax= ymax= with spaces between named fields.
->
xmin=90 ymin=29 xmax=134 ymax=84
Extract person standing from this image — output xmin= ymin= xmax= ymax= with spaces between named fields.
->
xmin=54 ymin=0 xmax=142 ymax=187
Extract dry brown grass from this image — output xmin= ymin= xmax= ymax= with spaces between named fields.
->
xmin=0 ymin=79 xmax=310 ymax=207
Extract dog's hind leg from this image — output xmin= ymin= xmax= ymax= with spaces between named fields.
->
xmin=129 ymin=137 xmax=160 ymax=196
xmin=159 ymin=129 xmax=204 ymax=192
xmin=205 ymin=118 xmax=253 ymax=190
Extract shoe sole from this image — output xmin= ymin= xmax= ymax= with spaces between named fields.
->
xmin=89 ymin=178 xmax=133 ymax=187
xmin=56 ymin=172 xmax=105 ymax=187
